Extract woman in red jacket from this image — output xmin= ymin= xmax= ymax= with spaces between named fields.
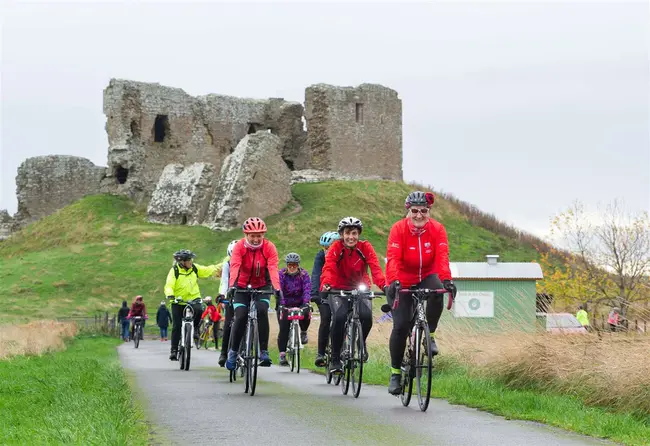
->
xmin=385 ymin=191 xmax=457 ymax=395
xmin=320 ymin=216 xmax=386 ymax=373
xmin=225 ymin=217 xmax=281 ymax=371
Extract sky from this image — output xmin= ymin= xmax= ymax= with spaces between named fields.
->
xmin=2 ymin=0 xmax=649 ymax=239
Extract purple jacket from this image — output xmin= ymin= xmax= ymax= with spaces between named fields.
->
xmin=279 ymin=268 xmax=311 ymax=307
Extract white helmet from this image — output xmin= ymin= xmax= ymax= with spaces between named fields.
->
xmin=227 ymin=239 xmax=238 ymax=257
xmin=204 ymin=296 xmax=212 ymax=303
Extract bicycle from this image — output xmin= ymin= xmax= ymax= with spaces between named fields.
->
xmin=198 ymin=320 xmax=214 ymax=350
xmin=326 ymin=285 xmax=382 ymax=398
xmin=132 ymin=316 xmax=144 ymax=349
xmin=175 ymin=297 xmax=202 ymax=372
xmin=279 ymin=305 xmax=310 ymax=373
xmin=382 ymin=283 xmax=453 ymax=412
xmin=227 ymin=285 xmax=270 ymax=396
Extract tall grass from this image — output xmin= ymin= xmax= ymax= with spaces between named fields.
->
xmin=0 ymin=320 xmax=77 ymax=359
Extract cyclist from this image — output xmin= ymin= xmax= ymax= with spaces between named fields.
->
xmin=277 ymin=252 xmax=311 ymax=366
xmin=218 ymin=239 xmax=239 ymax=367
xmin=127 ymin=295 xmax=148 ymax=341
xmin=164 ymin=249 xmax=220 ymax=361
xmin=201 ymin=296 xmax=223 ymax=349
xmin=311 ymin=231 xmax=340 ymax=367
xmin=320 ymin=217 xmax=386 ymax=373
xmin=225 ymin=217 xmax=282 ymax=370
xmin=385 ymin=191 xmax=457 ymax=395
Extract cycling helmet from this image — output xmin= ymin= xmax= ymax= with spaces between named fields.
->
xmin=319 ymin=231 xmax=340 ymax=247
xmin=285 ymin=252 xmax=301 ymax=264
xmin=227 ymin=239 xmax=238 ymax=257
xmin=242 ymin=217 xmax=267 ymax=233
xmin=405 ymin=191 xmax=434 ymax=209
xmin=338 ymin=217 xmax=363 ymax=234
xmin=173 ymin=249 xmax=196 ymax=262
xmin=204 ymin=296 xmax=212 ymax=303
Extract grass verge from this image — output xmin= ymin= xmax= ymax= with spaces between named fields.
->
xmin=0 ymin=336 xmax=150 ymax=445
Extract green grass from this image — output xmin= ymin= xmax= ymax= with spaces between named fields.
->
xmin=269 ymin=344 xmax=650 ymax=446
xmin=0 ymin=180 xmax=540 ymax=323
xmin=0 ymin=336 xmax=150 ymax=445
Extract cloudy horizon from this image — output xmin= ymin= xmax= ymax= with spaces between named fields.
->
xmin=2 ymin=1 xmax=649 ymax=239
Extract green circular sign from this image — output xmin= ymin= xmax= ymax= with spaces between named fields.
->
xmin=468 ymin=298 xmax=481 ymax=311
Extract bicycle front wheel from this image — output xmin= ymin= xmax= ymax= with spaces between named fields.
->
xmin=400 ymin=331 xmax=414 ymax=407
xmin=134 ymin=325 xmax=140 ymax=349
xmin=246 ymin=320 xmax=259 ymax=396
xmin=184 ymin=324 xmax=192 ymax=371
xmin=415 ymin=323 xmax=432 ymax=412
xmin=350 ymin=320 xmax=364 ymax=398
xmin=340 ymin=323 xmax=351 ymax=396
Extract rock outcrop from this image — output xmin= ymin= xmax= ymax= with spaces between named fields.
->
xmin=147 ymin=163 xmax=216 ymax=225
xmin=14 ymin=156 xmax=106 ymax=225
xmin=0 ymin=210 xmax=15 ymax=240
xmin=207 ymin=132 xmax=292 ymax=230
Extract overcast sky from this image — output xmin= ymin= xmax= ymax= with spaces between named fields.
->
xmin=2 ymin=1 xmax=648 ymax=238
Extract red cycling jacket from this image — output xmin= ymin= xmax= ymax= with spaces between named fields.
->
xmin=128 ymin=302 xmax=147 ymax=318
xmin=320 ymin=239 xmax=386 ymax=291
xmin=386 ymin=217 xmax=452 ymax=288
xmin=202 ymin=304 xmax=222 ymax=323
xmin=229 ymin=239 xmax=281 ymax=290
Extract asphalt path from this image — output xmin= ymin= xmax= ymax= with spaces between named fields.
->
xmin=118 ymin=341 xmax=616 ymax=446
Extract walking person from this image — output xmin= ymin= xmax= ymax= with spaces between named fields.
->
xmin=117 ymin=300 xmax=130 ymax=342
xmin=156 ymin=300 xmax=172 ymax=341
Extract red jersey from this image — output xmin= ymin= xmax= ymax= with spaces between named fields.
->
xmin=320 ymin=240 xmax=386 ymax=291
xmin=229 ymin=239 xmax=281 ymax=290
xmin=202 ymin=304 xmax=222 ymax=322
xmin=386 ymin=217 xmax=452 ymax=288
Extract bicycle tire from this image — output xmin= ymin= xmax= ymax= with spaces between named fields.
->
xmin=296 ymin=327 xmax=301 ymax=374
xmin=184 ymin=323 xmax=192 ymax=371
xmin=244 ymin=322 xmax=251 ymax=394
xmin=340 ymin=322 xmax=351 ymax=396
xmin=289 ymin=324 xmax=296 ymax=372
xmin=196 ymin=327 xmax=202 ymax=350
xmin=248 ymin=319 xmax=259 ymax=396
xmin=134 ymin=325 xmax=140 ymax=349
xmin=415 ymin=324 xmax=433 ymax=412
xmin=400 ymin=331 xmax=414 ymax=407
xmin=350 ymin=320 xmax=364 ymax=398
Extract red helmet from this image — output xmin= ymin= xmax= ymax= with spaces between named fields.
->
xmin=242 ymin=217 xmax=267 ymax=233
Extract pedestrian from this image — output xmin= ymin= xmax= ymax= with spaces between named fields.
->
xmin=156 ymin=300 xmax=172 ymax=341
xmin=117 ymin=300 xmax=130 ymax=342
xmin=608 ymin=307 xmax=620 ymax=332
xmin=576 ymin=304 xmax=591 ymax=331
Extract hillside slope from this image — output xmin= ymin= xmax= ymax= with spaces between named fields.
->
xmin=0 ymin=181 xmax=540 ymax=322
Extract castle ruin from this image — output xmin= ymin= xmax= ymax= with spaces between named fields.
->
xmin=4 ymin=79 xmax=403 ymax=234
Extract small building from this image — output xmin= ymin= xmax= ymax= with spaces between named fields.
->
xmin=441 ymin=255 xmax=544 ymax=332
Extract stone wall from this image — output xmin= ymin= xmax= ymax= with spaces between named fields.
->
xmin=14 ymin=156 xmax=106 ymax=224
xmin=101 ymin=79 xmax=306 ymax=204
xmin=0 ymin=210 xmax=15 ymax=240
xmin=305 ymin=83 xmax=403 ymax=181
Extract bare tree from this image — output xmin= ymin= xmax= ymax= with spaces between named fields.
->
xmin=549 ymin=200 xmax=650 ymax=319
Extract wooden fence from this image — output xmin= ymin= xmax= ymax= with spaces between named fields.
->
xmin=56 ymin=312 xmax=119 ymax=336
xmin=591 ymin=315 xmax=648 ymax=334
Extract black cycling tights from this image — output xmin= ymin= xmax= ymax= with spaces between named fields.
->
xmin=317 ymin=302 xmax=331 ymax=356
xmin=388 ymin=274 xmax=444 ymax=370
xmin=220 ymin=303 xmax=235 ymax=355
xmin=228 ymin=289 xmax=271 ymax=353
xmin=170 ymin=302 xmax=202 ymax=352
xmin=277 ymin=307 xmax=311 ymax=352
xmin=330 ymin=294 xmax=373 ymax=361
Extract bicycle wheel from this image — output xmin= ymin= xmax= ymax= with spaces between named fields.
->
xmin=184 ymin=324 xmax=192 ymax=371
xmin=415 ymin=323 xmax=433 ymax=412
xmin=247 ymin=320 xmax=259 ymax=396
xmin=400 ymin=331 xmax=414 ymax=407
xmin=350 ymin=320 xmax=364 ymax=398
xmin=295 ymin=327 xmax=301 ymax=374
xmin=340 ymin=323 xmax=351 ymax=396
xmin=134 ymin=325 xmax=140 ymax=349
xmin=289 ymin=324 xmax=296 ymax=372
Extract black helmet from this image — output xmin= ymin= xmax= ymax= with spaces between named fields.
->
xmin=285 ymin=252 xmax=301 ymax=264
xmin=173 ymin=249 xmax=196 ymax=262
xmin=338 ymin=216 xmax=363 ymax=234
xmin=405 ymin=191 xmax=434 ymax=209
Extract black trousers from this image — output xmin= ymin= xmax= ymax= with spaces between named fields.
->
xmin=229 ymin=287 xmax=272 ymax=352
xmin=388 ymin=274 xmax=444 ymax=370
xmin=170 ymin=302 xmax=202 ymax=352
xmin=277 ymin=307 xmax=311 ymax=352
xmin=329 ymin=293 xmax=372 ymax=361
xmin=317 ymin=301 xmax=332 ymax=356
xmin=220 ymin=303 xmax=235 ymax=355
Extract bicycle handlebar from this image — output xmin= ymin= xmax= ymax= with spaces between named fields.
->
xmin=398 ymin=287 xmax=454 ymax=310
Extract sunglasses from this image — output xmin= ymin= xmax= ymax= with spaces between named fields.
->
xmin=409 ymin=208 xmax=429 ymax=215
xmin=287 ymin=263 xmax=299 ymax=268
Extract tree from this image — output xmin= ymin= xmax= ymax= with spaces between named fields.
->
xmin=538 ymin=200 xmax=650 ymax=320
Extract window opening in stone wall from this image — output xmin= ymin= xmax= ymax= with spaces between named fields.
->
xmin=355 ymin=103 xmax=364 ymax=124
xmin=284 ymin=159 xmax=295 ymax=171
xmin=115 ymin=166 xmax=129 ymax=184
xmin=153 ymin=115 xmax=169 ymax=142
xmin=247 ymin=123 xmax=258 ymax=134
xmin=181 ymin=215 xmax=188 ymax=225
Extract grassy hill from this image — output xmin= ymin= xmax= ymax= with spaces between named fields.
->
xmin=0 ymin=180 xmax=541 ymax=323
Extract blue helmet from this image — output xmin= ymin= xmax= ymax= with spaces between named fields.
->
xmin=319 ymin=231 xmax=340 ymax=247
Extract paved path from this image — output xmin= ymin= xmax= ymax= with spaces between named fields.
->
xmin=118 ymin=341 xmax=615 ymax=446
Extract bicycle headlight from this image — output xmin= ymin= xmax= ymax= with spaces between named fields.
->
xmin=358 ymin=284 xmax=368 ymax=292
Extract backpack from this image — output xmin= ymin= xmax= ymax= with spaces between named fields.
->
xmin=174 ymin=263 xmax=198 ymax=280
